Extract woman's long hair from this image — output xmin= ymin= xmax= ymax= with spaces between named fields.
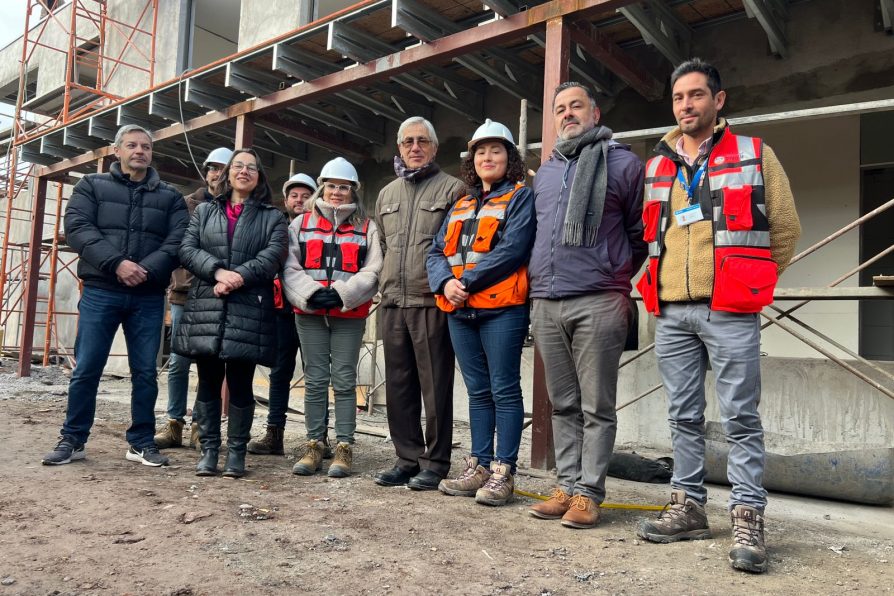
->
xmin=213 ymin=148 xmax=273 ymax=204
xmin=459 ymin=140 xmax=526 ymax=189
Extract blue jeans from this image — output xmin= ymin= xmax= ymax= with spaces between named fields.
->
xmin=266 ymin=311 xmax=301 ymax=428
xmin=62 ymin=286 xmax=164 ymax=448
xmin=165 ymin=303 xmax=192 ymax=421
xmin=448 ymin=306 xmax=528 ymax=473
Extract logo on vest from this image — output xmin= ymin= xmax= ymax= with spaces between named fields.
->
xmin=714 ymin=156 xmax=726 ymax=165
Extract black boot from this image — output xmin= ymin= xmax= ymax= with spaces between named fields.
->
xmin=222 ymin=403 xmax=255 ymax=478
xmin=194 ymin=400 xmax=222 ymax=476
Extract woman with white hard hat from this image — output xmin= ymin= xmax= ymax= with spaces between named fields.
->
xmin=427 ymin=119 xmax=535 ymax=506
xmin=282 ymin=157 xmax=383 ymax=478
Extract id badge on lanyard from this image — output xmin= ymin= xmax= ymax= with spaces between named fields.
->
xmin=674 ymin=161 xmax=707 ymax=227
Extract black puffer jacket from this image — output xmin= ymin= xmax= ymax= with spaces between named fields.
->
xmin=173 ymin=195 xmax=288 ymax=366
xmin=64 ymin=163 xmax=188 ymax=294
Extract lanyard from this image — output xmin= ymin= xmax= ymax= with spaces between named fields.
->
xmin=676 ymin=160 xmax=708 ymax=204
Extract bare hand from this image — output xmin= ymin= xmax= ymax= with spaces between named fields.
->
xmin=444 ymin=279 xmax=469 ymax=306
xmin=116 ymin=260 xmax=148 ymax=287
xmin=213 ymin=282 xmax=231 ymax=297
xmin=214 ymin=268 xmax=244 ymax=291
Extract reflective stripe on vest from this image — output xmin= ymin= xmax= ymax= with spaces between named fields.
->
xmin=295 ymin=210 xmax=371 ymax=318
xmin=436 ymin=183 xmax=528 ymax=312
xmin=635 ymin=130 xmax=778 ymax=315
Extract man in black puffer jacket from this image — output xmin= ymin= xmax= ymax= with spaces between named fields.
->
xmin=42 ymin=124 xmax=188 ymax=468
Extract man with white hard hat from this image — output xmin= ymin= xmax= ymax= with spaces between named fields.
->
xmin=247 ymin=172 xmax=319 ymax=456
xmin=154 ymin=147 xmax=233 ymax=449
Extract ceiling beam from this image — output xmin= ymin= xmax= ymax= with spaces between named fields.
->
xmin=255 ymin=113 xmax=368 ymax=159
xmin=185 ymin=78 xmax=243 ymax=111
xmin=618 ymin=0 xmax=691 ymax=66
xmin=743 ymin=0 xmax=788 ymax=58
xmin=226 ymin=62 xmax=286 ymax=98
xmin=63 ymin=126 xmax=105 ymax=151
xmin=148 ymin=91 xmax=203 ymax=122
xmin=528 ymin=33 xmax=619 ymax=96
xmin=568 ymin=20 xmax=664 ymax=100
xmin=288 ymin=104 xmax=385 ymax=145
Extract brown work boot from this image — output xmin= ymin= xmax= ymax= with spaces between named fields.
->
xmin=154 ymin=419 xmax=184 ymax=449
xmin=561 ymin=494 xmax=600 ymax=529
xmin=439 ymin=456 xmax=491 ymax=497
xmin=637 ymin=488 xmax=711 ymax=543
xmin=292 ymin=440 xmax=323 ymax=476
xmin=475 ymin=461 xmax=514 ymax=506
xmin=327 ymin=442 xmax=353 ymax=478
xmin=247 ymin=425 xmax=285 ymax=455
xmin=529 ymin=488 xmax=572 ymax=520
xmin=729 ymin=504 xmax=768 ymax=573
xmin=189 ymin=421 xmax=200 ymax=451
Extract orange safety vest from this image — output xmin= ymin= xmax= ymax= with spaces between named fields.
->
xmin=293 ymin=210 xmax=371 ymax=319
xmin=435 ymin=183 xmax=528 ymax=313
xmin=636 ymin=130 xmax=778 ymax=315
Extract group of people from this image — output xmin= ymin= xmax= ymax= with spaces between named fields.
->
xmin=41 ymin=58 xmax=799 ymax=574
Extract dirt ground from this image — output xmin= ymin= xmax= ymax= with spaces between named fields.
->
xmin=0 ymin=363 xmax=892 ymax=596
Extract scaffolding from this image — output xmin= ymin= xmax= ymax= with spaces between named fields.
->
xmin=0 ymin=0 xmax=158 ymax=363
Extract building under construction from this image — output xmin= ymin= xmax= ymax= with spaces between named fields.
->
xmin=0 ymin=0 xmax=891 ymax=489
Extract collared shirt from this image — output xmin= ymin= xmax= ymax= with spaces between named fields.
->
xmin=675 ymin=135 xmax=711 ymax=166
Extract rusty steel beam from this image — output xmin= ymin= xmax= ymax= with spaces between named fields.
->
xmin=235 ymin=114 xmax=254 ymax=149
xmin=568 ymin=19 xmax=664 ymax=101
xmin=37 ymin=0 xmax=638 ymax=178
xmin=18 ymin=176 xmax=48 ymax=377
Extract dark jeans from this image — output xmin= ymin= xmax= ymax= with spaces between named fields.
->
xmin=380 ymin=306 xmax=455 ymax=477
xmin=62 ymin=286 xmax=164 ymax=448
xmin=265 ymin=311 xmax=301 ymax=428
xmin=448 ymin=306 xmax=528 ymax=473
xmin=195 ymin=358 xmax=256 ymax=408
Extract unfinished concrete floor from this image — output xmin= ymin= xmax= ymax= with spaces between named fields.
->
xmin=0 ymin=363 xmax=891 ymax=595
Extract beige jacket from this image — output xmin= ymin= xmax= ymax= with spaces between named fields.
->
xmin=657 ymin=120 xmax=801 ymax=303
xmin=375 ymin=167 xmax=465 ymax=307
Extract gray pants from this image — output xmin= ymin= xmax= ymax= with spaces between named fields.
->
xmin=531 ymin=292 xmax=630 ymax=502
xmin=654 ymin=302 xmax=767 ymax=510
xmin=295 ymin=315 xmax=366 ymax=444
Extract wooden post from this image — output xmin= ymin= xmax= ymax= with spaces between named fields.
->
xmin=18 ymin=176 xmax=48 ymax=377
xmin=235 ymin=114 xmax=255 ymax=148
xmin=530 ymin=17 xmax=570 ymax=470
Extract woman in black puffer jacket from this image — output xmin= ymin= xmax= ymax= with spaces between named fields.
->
xmin=173 ymin=148 xmax=288 ymax=478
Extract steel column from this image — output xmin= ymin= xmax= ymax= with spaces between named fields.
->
xmin=235 ymin=114 xmax=255 ymax=148
xmin=18 ymin=176 xmax=48 ymax=377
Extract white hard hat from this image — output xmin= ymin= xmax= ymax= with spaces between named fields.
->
xmin=318 ymin=157 xmax=360 ymax=189
xmin=282 ymin=173 xmax=317 ymax=197
xmin=203 ymin=147 xmax=233 ymax=168
xmin=467 ymin=119 xmax=514 ymax=150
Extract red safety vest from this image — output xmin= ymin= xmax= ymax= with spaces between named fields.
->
xmin=636 ymin=130 xmax=778 ymax=315
xmin=293 ymin=210 xmax=371 ymax=319
xmin=435 ymin=183 xmax=528 ymax=313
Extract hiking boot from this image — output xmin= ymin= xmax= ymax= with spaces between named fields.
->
xmin=529 ymin=488 xmax=572 ymax=519
xmin=475 ymin=461 xmax=514 ymax=506
xmin=125 ymin=445 xmax=169 ymax=467
xmin=189 ymin=421 xmax=200 ymax=450
xmin=561 ymin=494 xmax=600 ymax=529
xmin=247 ymin=425 xmax=285 ymax=455
xmin=439 ymin=456 xmax=491 ymax=497
xmin=292 ymin=440 xmax=323 ymax=476
xmin=637 ymin=488 xmax=711 ymax=543
xmin=154 ymin=419 xmax=184 ymax=449
xmin=729 ymin=504 xmax=768 ymax=573
xmin=42 ymin=436 xmax=85 ymax=465
xmin=322 ymin=435 xmax=333 ymax=459
xmin=327 ymin=442 xmax=353 ymax=478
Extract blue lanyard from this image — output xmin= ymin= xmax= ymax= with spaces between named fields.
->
xmin=676 ymin=160 xmax=708 ymax=203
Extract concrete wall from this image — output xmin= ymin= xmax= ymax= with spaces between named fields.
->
xmin=237 ymin=0 xmax=302 ymax=51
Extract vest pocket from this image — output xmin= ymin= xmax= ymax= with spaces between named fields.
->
xmin=304 ymin=239 xmax=323 ymax=269
xmin=467 ymin=267 xmax=528 ymax=309
xmin=722 ymin=186 xmax=754 ymax=231
xmin=642 ymin=200 xmax=662 ymax=243
xmin=443 ymin=220 xmax=462 ymax=257
xmin=714 ymin=254 xmax=778 ymax=312
xmin=340 ymin=243 xmax=360 ymax=273
xmin=471 ymin=216 xmax=500 ymax=252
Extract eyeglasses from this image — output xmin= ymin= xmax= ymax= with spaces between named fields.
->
xmin=400 ymin=137 xmax=432 ymax=149
xmin=231 ymin=162 xmax=259 ymax=174
xmin=324 ymin=182 xmax=353 ymax=193
xmin=206 ymin=164 xmax=223 ymax=172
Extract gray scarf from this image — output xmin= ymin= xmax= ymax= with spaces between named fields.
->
xmin=554 ymin=125 xmax=613 ymax=247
